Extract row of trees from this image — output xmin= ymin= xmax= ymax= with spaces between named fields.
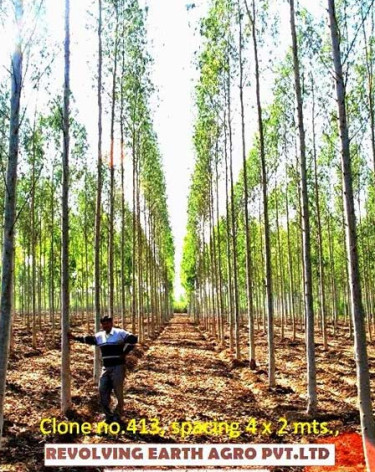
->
xmin=181 ymin=0 xmax=375 ymax=468
xmin=0 ymin=0 xmax=174 ymax=438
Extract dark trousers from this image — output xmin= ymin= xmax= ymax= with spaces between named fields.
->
xmin=99 ymin=364 xmax=125 ymax=419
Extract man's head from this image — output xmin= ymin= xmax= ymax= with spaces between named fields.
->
xmin=100 ymin=315 xmax=113 ymax=333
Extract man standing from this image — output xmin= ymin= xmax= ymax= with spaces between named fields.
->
xmin=69 ymin=316 xmax=137 ymax=422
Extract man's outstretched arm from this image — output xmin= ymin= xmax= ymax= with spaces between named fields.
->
xmin=68 ymin=332 xmax=97 ymax=345
xmin=123 ymin=333 xmax=138 ymax=355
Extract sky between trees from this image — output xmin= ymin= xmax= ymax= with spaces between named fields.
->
xmin=0 ymin=0 xmax=323 ymax=297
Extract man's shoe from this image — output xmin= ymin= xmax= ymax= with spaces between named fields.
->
xmin=104 ymin=414 xmax=114 ymax=424
xmin=112 ymin=414 xmax=126 ymax=430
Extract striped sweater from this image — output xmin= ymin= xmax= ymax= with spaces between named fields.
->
xmin=74 ymin=328 xmax=137 ymax=367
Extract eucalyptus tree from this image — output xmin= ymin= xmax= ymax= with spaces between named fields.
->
xmin=328 ymin=0 xmax=375 ymax=466
xmin=61 ymin=0 xmax=71 ymax=414
xmin=310 ymin=75 xmax=328 ymax=349
xmin=288 ymin=0 xmax=317 ymax=414
xmin=108 ymin=0 xmax=120 ymax=320
xmin=119 ymin=4 xmax=127 ymax=327
xmin=360 ymin=1 xmax=375 ymax=176
xmin=94 ymin=0 xmax=103 ymax=381
xmin=224 ymin=3 xmax=241 ymax=358
xmin=0 ymin=0 xmax=23 ymax=440
xmin=244 ymin=0 xmax=275 ymax=386
xmin=0 ymin=83 xmax=10 ymax=254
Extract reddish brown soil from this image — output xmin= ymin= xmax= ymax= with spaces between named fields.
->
xmin=304 ymin=432 xmax=366 ymax=471
xmin=0 ymin=313 xmax=373 ymax=471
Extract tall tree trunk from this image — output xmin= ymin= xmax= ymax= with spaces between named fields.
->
xmin=328 ymin=0 xmax=375 ymax=467
xmin=223 ymin=108 xmax=234 ymax=352
xmin=120 ymin=15 xmax=126 ymax=329
xmin=137 ymin=162 xmax=144 ymax=341
xmin=84 ymin=170 xmax=90 ymax=332
xmin=296 ymin=163 xmax=305 ymax=332
xmin=38 ymin=217 xmax=42 ymax=329
xmin=311 ymin=77 xmax=327 ymax=349
xmin=239 ymin=5 xmax=255 ymax=368
xmin=132 ymin=130 xmax=137 ymax=334
xmin=361 ymin=3 xmax=375 ymax=175
xmin=0 ymin=0 xmax=23 ymax=438
xmin=94 ymin=0 xmax=103 ymax=382
xmin=144 ymin=207 xmax=150 ymax=337
xmin=275 ymin=191 xmax=286 ymax=340
xmin=31 ymin=130 xmax=36 ymax=348
xmin=327 ymin=211 xmax=338 ymax=335
xmin=208 ymin=177 xmax=218 ymax=338
xmin=289 ymin=0 xmax=316 ymax=414
xmin=50 ymin=170 xmax=55 ymax=341
xmin=285 ymin=169 xmax=296 ymax=341
xmin=245 ymin=0 xmax=275 ymax=385
xmin=27 ymin=238 xmax=30 ymax=329
xmin=214 ymin=148 xmax=224 ymax=345
xmin=9 ymin=247 xmax=16 ymax=355
xmin=61 ymin=0 xmax=71 ymax=415
xmin=108 ymin=1 xmax=119 ymax=320
xmin=226 ymin=74 xmax=240 ymax=360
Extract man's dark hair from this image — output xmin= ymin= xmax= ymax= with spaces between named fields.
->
xmin=100 ymin=315 xmax=113 ymax=323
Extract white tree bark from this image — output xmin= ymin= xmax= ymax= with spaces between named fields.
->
xmin=61 ymin=0 xmax=71 ymax=414
xmin=289 ymin=0 xmax=317 ymax=414
xmin=0 ymin=0 xmax=23 ymax=440
xmin=94 ymin=0 xmax=103 ymax=382
xmin=108 ymin=1 xmax=119 ymax=320
xmin=328 ymin=0 xmax=375 ymax=468
xmin=238 ymin=4 xmax=256 ymax=369
xmin=245 ymin=0 xmax=275 ymax=385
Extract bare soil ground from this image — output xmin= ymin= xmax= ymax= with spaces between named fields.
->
xmin=0 ymin=313 xmax=372 ymax=471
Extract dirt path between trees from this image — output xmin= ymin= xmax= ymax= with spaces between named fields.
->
xmin=123 ymin=314 xmax=263 ymax=438
xmin=0 ymin=313 xmax=369 ymax=471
